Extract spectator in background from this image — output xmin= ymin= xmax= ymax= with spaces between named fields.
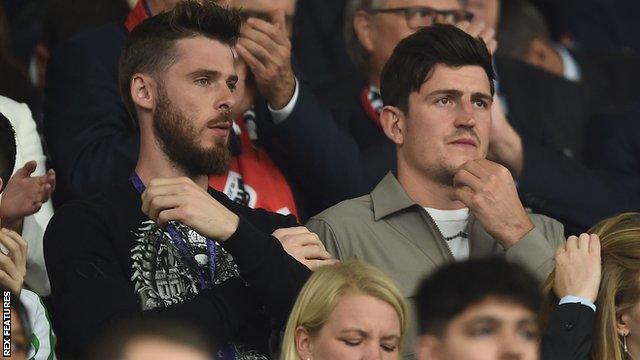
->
xmin=541 ymin=212 xmax=640 ymax=360
xmin=0 ymin=112 xmax=55 ymax=360
xmin=93 ymin=319 xmax=215 ymax=360
xmin=496 ymin=0 xmax=640 ymax=115
xmin=280 ymin=261 xmax=408 ymax=360
xmin=308 ymin=25 xmax=564 ymax=357
xmin=0 ymin=95 xmax=54 ymax=297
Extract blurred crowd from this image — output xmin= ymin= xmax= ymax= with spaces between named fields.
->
xmin=0 ymin=0 xmax=639 ymax=359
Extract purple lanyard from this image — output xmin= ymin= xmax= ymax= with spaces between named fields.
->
xmin=130 ymin=173 xmax=217 ymax=289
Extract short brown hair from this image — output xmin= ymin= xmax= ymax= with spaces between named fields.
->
xmin=118 ymin=0 xmax=241 ymax=125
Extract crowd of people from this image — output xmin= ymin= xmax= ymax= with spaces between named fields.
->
xmin=0 ymin=0 xmax=639 ymax=359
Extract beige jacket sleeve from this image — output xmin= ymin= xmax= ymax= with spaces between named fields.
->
xmin=506 ymin=214 xmax=565 ymax=282
xmin=306 ymin=217 xmax=346 ymax=261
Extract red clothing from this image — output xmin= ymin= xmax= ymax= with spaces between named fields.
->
xmin=209 ymin=117 xmax=299 ymax=218
xmin=124 ymin=1 xmax=299 ymax=218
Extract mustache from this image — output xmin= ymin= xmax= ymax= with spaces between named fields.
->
xmin=446 ymin=128 xmax=480 ymax=144
xmin=210 ymin=108 xmax=234 ymax=126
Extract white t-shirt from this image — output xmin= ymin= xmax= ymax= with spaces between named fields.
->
xmin=424 ymin=207 xmax=470 ymax=261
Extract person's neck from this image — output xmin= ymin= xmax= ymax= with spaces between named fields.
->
xmin=135 ymin=136 xmax=209 ymax=190
xmin=396 ymin=159 xmax=466 ymax=210
xmin=369 ymin=73 xmax=381 ymax=90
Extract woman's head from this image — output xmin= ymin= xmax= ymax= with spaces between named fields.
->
xmin=542 ymin=212 xmax=640 ymax=360
xmin=281 ymin=260 xmax=408 ymax=360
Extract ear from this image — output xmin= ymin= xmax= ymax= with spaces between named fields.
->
xmin=130 ymin=73 xmax=156 ymax=113
xmin=524 ymin=38 xmax=552 ymax=66
xmin=379 ymin=105 xmax=405 ymax=145
xmin=414 ymin=334 xmax=443 ymax=360
xmin=353 ymin=9 xmax=375 ymax=53
xmin=295 ymin=326 xmax=313 ymax=360
xmin=617 ymin=311 xmax=631 ymax=337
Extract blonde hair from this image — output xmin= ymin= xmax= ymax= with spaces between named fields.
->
xmin=541 ymin=212 xmax=640 ymax=360
xmin=280 ymin=260 xmax=408 ymax=360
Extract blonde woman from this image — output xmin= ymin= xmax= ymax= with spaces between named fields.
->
xmin=541 ymin=212 xmax=640 ymax=360
xmin=281 ymin=260 xmax=408 ymax=360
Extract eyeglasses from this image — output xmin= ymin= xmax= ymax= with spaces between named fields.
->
xmin=368 ymin=6 xmax=474 ymax=30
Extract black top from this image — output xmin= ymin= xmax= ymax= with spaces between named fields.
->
xmin=541 ymin=303 xmax=596 ymax=360
xmin=44 ymin=182 xmax=310 ymax=359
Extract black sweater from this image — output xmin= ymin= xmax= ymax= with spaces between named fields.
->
xmin=44 ymin=182 xmax=310 ymax=359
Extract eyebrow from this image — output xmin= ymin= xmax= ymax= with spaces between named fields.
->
xmin=339 ymin=328 xmax=367 ymax=336
xmin=339 ymin=329 xmax=400 ymax=341
xmin=186 ymin=69 xmax=238 ymax=83
xmin=425 ymin=89 xmax=493 ymax=102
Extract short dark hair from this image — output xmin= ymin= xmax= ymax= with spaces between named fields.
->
xmin=0 ymin=112 xmax=16 ymax=192
xmin=497 ymin=0 xmax=551 ymax=59
xmin=416 ymin=257 xmax=542 ymax=336
xmin=92 ymin=318 xmax=215 ymax=360
xmin=118 ymin=0 xmax=241 ymax=125
xmin=380 ymin=24 xmax=495 ymax=113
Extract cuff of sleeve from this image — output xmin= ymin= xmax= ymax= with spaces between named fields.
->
xmin=268 ymin=77 xmax=300 ymax=124
xmin=560 ymin=296 xmax=596 ymax=312
xmin=505 ymin=225 xmax=555 ymax=281
xmin=221 ymin=217 xmax=277 ymax=272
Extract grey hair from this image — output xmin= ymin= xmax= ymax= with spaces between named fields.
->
xmin=344 ymin=0 xmax=385 ymax=74
xmin=344 ymin=0 xmax=467 ymax=74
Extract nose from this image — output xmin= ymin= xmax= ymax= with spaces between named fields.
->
xmin=453 ymin=100 xmax=476 ymax=128
xmin=498 ymin=333 xmax=534 ymax=360
xmin=216 ymin=83 xmax=236 ymax=117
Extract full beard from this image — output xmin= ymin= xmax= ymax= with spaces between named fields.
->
xmin=153 ymin=89 xmax=231 ymax=177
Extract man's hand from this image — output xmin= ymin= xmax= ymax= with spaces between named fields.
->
xmin=452 ymin=159 xmax=533 ymax=248
xmin=455 ymin=20 xmax=498 ymax=54
xmin=141 ymin=177 xmax=239 ymax=242
xmin=487 ymin=96 xmax=524 ymax=177
xmin=553 ymin=234 xmax=601 ymax=302
xmin=235 ymin=10 xmax=296 ymax=110
xmin=272 ymin=227 xmax=337 ymax=271
xmin=0 ymin=228 xmax=27 ymax=296
xmin=0 ymin=161 xmax=56 ymax=231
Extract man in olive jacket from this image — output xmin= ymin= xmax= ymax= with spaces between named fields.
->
xmin=307 ymin=25 xmax=565 ymax=358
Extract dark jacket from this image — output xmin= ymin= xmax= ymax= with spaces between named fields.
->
xmin=541 ymin=303 xmax=595 ymax=360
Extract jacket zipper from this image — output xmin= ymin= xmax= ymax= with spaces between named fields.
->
xmin=420 ymin=208 xmax=455 ymax=261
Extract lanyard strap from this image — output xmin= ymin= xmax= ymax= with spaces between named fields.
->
xmin=130 ymin=173 xmax=217 ymax=289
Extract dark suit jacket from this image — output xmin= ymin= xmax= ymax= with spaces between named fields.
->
xmin=291 ymin=0 xmax=355 ymax=89
xmin=496 ymin=56 xmax=640 ymax=234
xmin=541 ymin=303 xmax=595 ymax=360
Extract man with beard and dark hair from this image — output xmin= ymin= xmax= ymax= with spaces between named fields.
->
xmin=306 ymin=25 xmax=565 ymax=357
xmin=44 ymin=2 xmax=318 ymax=359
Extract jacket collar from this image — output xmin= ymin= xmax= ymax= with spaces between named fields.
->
xmin=371 ymin=172 xmax=418 ymax=221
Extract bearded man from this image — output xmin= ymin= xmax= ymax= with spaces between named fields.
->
xmin=44 ymin=2 xmax=316 ymax=359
